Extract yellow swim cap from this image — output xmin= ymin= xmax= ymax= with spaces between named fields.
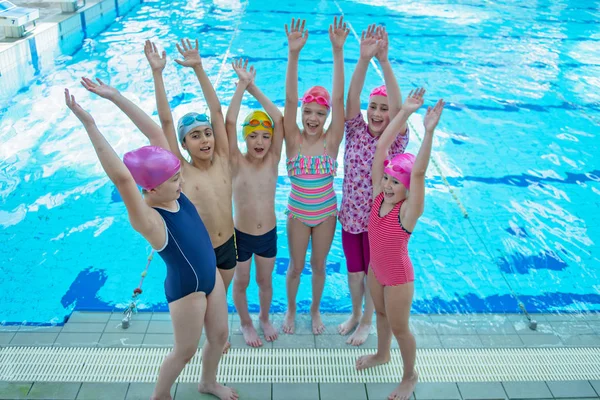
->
xmin=242 ymin=110 xmax=273 ymax=139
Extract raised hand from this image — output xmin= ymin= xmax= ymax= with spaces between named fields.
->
xmin=80 ymin=77 xmax=119 ymax=100
xmin=403 ymin=88 xmax=426 ymax=114
xmin=374 ymin=26 xmax=389 ymax=62
xmin=285 ymin=18 xmax=308 ymax=54
xmin=359 ymin=24 xmax=379 ymax=60
xmin=232 ymin=58 xmax=256 ymax=88
xmin=175 ymin=38 xmax=202 ymax=68
xmin=65 ymin=89 xmax=94 ymax=125
xmin=144 ymin=40 xmax=167 ymax=72
xmin=424 ymin=99 xmax=445 ymax=133
xmin=329 ymin=16 xmax=350 ymax=50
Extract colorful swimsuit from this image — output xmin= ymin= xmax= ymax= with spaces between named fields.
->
xmin=286 ymin=136 xmax=338 ymax=227
xmin=367 ymin=192 xmax=414 ymax=286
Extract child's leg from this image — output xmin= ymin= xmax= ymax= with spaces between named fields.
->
xmin=198 ymin=273 xmax=238 ymax=400
xmin=283 ymin=217 xmax=311 ymax=334
xmin=152 ymin=292 xmax=206 ymax=400
xmin=254 ymin=254 xmax=277 ymax=341
xmin=233 ymin=259 xmax=262 ymax=347
xmin=339 ymin=229 xmax=366 ymax=335
xmin=348 ymin=232 xmax=374 ymax=346
xmin=384 ymin=282 xmax=418 ymax=400
xmin=309 ymin=216 xmax=336 ymax=334
xmin=356 ymin=268 xmax=392 ymax=370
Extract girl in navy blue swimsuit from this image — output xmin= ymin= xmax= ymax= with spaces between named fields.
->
xmin=65 ymin=87 xmax=238 ymax=400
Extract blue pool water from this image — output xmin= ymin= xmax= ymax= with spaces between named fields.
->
xmin=1 ymin=0 xmax=599 ymax=324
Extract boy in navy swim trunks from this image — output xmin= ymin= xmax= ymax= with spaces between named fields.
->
xmin=225 ymin=59 xmax=284 ymax=347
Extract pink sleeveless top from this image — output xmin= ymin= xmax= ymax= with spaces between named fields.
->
xmin=367 ymin=192 xmax=414 ymax=286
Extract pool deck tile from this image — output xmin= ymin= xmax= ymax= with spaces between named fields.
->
xmin=9 ymin=332 xmax=58 ymax=346
xmin=413 ymin=334 xmax=444 ymax=348
xmin=146 ymin=320 xmax=174 ymax=334
xmin=273 ymin=333 xmax=315 ymax=348
xmin=272 ymin=383 xmax=319 ymax=400
xmin=75 ymin=383 xmax=129 ymax=399
xmin=440 ymin=334 xmax=485 ymax=348
xmin=142 ymin=333 xmax=175 ymax=347
xmin=0 ymin=382 xmax=33 ymax=399
xmin=67 ymin=312 xmax=110 ymax=324
xmin=97 ymin=332 xmax=144 ymax=347
xmin=546 ymin=381 xmax=598 ymax=398
xmin=60 ymin=323 xmax=106 ymax=333
xmin=590 ymin=380 xmax=600 ymax=395
xmin=458 ymin=382 xmax=508 ymax=399
xmin=109 ymin=312 xmax=153 ymax=321
xmin=502 ymin=381 xmax=553 ymax=399
xmin=478 ymin=334 xmax=524 ymax=347
xmin=518 ymin=333 xmax=564 ymax=347
xmin=125 ymin=383 xmax=172 ymax=400
xmin=173 ymin=383 xmax=221 ymax=399
xmin=26 ymin=382 xmax=81 ymax=399
xmin=0 ymin=332 xmax=16 ymax=345
xmin=366 ymin=383 xmax=415 ymax=400
xmin=53 ymin=332 xmax=101 ymax=347
xmin=17 ymin=326 xmax=62 ymax=333
xmin=562 ymin=335 xmax=600 ymax=347
xmin=319 ymin=383 xmax=367 ymax=400
xmin=225 ymin=383 xmax=271 ymax=400
xmin=414 ymin=382 xmax=462 ymax=399
xmin=550 ymin=321 xmax=595 ymax=336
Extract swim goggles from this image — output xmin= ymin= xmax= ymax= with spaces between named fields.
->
xmin=180 ymin=113 xmax=210 ymax=126
xmin=242 ymin=119 xmax=273 ymax=130
xmin=300 ymin=94 xmax=331 ymax=108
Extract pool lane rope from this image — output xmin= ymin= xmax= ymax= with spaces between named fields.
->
xmin=333 ymin=1 xmax=541 ymax=329
xmin=121 ymin=250 xmax=154 ymax=329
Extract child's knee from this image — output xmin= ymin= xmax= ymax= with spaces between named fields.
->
xmin=256 ymin=274 xmax=272 ymax=290
xmin=175 ymin=345 xmax=198 ymax=363
xmin=287 ymin=261 xmax=304 ymax=278
xmin=390 ymin=322 xmax=411 ymax=338
xmin=309 ymin=259 xmax=325 ymax=275
xmin=234 ymin=273 xmax=250 ymax=290
xmin=207 ymin=323 xmax=229 ymax=346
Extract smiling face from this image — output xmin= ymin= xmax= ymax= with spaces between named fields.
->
xmin=182 ymin=126 xmax=215 ymax=160
xmin=245 ymin=129 xmax=272 ymax=159
xmin=148 ymin=169 xmax=184 ymax=202
xmin=381 ymin=172 xmax=408 ymax=204
xmin=367 ymin=95 xmax=390 ymax=136
xmin=301 ymin=103 xmax=329 ymax=136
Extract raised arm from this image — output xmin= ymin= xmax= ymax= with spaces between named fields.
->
xmin=283 ymin=18 xmax=308 ymax=147
xmin=346 ymin=24 xmax=379 ymax=120
xmin=326 ymin=16 xmax=350 ymax=152
xmin=402 ymin=99 xmax=445 ymax=230
xmin=175 ymin=39 xmax=229 ymax=158
xmin=80 ymin=77 xmax=170 ymax=151
xmin=375 ymin=26 xmax=404 ymax=132
xmin=247 ymin=80 xmax=284 ymax=158
xmin=144 ymin=40 xmax=184 ymax=160
xmin=64 ymin=90 xmax=161 ymax=242
xmin=372 ymin=88 xmax=425 ymax=196
xmin=226 ymin=59 xmax=256 ymax=161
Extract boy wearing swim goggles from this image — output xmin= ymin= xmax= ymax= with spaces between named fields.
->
xmin=143 ymin=39 xmax=237 ymax=354
xmin=224 ymin=59 xmax=284 ymax=348
xmin=338 ymin=25 xmax=410 ymax=347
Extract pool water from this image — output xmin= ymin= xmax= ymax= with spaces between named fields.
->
xmin=1 ymin=0 xmax=599 ymax=324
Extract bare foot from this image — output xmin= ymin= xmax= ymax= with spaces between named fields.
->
xmin=346 ymin=323 xmax=371 ymax=346
xmin=222 ymin=341 xmax=231 ymax=354
xmin=198 ymin=381 xmax=238 ymax=400
xmin=337 ymin=315 xmax=359 ymax=335
xmin=311 ymin=312 xmax=325 ymax=335
xmin=282 ymin=311 xmax=295 ymax=334
xmin=260 ymin=318 xmax=279 ymax=342
xmin=240 ymin=322 xmax=262 ymax=347
xmin=355 ymin=352 xmax=390 ymax=371
xmin=388 ymin=372 xmax=418 ymax=400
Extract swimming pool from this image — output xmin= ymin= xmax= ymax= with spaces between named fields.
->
xmin=1 ymin=0 xmax=599 ymax=324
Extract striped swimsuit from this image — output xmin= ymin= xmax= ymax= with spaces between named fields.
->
xmin=368 ymin=192 xmax=414 ymax=286
xmin=286 ymin=137 xmax=338 ymax=227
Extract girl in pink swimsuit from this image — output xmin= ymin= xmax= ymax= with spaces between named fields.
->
xmin=282 ymin=17 xmax=349 ymax=335
xmin=338 ymin=25 xmax=410 ymax=346
xmin=355 ymin=88 xmax=445 ymax=400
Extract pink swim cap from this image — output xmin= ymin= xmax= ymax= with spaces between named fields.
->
xmin=123 ymin=146 xmax=181 ymax=190
xmin=370 ymin=85 xmax=387 ymax=98
xmin=300 ymin=86 xmax=331 ymax=109
xmin=384 ymin=153 xmax=415 ymax=190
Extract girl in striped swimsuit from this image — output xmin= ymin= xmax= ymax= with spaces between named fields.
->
xmin=282 ymin=16 xmax=349 ymax=335
xmin=355 ymin=88 xmax=445 ymax=400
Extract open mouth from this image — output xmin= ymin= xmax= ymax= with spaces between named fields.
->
xmin=370 ymin=118 xmax=384 ymax=127
xmin=200 ymin=146 xmax=211 ymax=153
xmin=384 ymin=191 xmax=394 ymax=198
xmin=254 ymin=147 xmax=265 ymax=154
xmin=307 ymin=122 xmax=319 ymax=129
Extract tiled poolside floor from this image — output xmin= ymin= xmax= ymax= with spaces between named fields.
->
xmin=1 ymin=312 xmax=600 ymax=399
